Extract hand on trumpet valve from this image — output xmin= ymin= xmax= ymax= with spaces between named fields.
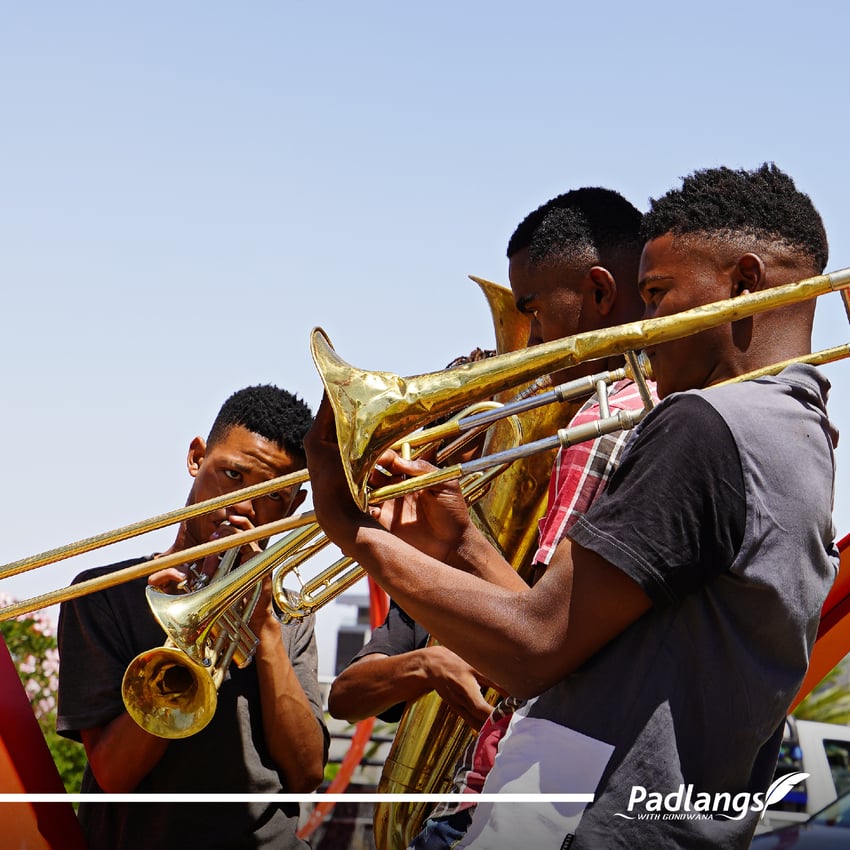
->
xmin=147 ymin=517 xmax=261 ymax=594
xmin=205 ymin=517 xmax=277 ymax=638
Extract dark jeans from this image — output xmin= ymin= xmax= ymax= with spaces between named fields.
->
xmin=408 ymin=809 xmax=474 ymax=850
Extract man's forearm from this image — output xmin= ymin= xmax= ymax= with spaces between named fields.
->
xmin=81 ymin=713 xmax=170 ymax=793
xmin=254 ymin=627 xmax=326 ymax=792
xmin=329 ymin=649 xmax=455 ymax=722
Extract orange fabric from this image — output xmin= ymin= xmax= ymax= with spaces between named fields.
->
xmin=0 ymin=637 xmax=86 ymax=849
xmin=790 ymin=533 xmax=850 ymax=711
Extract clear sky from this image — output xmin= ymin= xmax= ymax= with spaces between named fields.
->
xmin=2 ymin=2 xmax=849 ymax=675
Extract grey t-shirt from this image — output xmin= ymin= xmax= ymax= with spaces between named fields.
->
xmin=461 ymin=365 xmax=838 ymax=850
xmin=57 ymin=558 xmax=328 ymax=850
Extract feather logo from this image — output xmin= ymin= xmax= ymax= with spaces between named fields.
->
xmin=760 ymin=772 xmax=809 ymax=819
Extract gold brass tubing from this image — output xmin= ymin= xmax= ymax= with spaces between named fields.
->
xmin=714 ymin=344 xmax=850 ymax=385
xmin=0 ymin=511 xmax=316 ymax=622
xmin=148 ymin=524 xmax=325 ymax=654
xmin=335 ymin=342 xmax=850 ymax=519
xmin=0 ymin=469 xmax=310 ymax=582
xmin=366 ymin=465 xmax=466 ymax=504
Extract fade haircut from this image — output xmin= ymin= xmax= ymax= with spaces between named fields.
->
xmin=207 ymin=384 xmax=314 ymax=463
xmin=641 ymin=163 xmax=829 ymax=273
xmin=507 ymin=187 xmax=643 ymax=268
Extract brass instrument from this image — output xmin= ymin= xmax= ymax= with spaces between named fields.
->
xmin=0 ymin=472 xmax=314 ymax=621
xmin=121 ymin=546 xmax=264 ymax=739
xmin=373 ymin=275 xmax=575 ymax=850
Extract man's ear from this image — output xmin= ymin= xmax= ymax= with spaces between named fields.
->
xmin=735 ymin=253 xmax=765 ymax=296
xmin=187 ymin=436 xmax=207 ymax=479
xmin=588 ymin=266 xmax=617 ymax=316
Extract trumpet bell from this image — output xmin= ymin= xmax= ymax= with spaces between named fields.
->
xmin=121 ymin=646 xmax=218 ymax=739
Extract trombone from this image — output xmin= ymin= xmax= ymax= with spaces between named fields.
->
xmin=0 ymin=348 xmax=642 ymax=622
xmin=316 ymin=266 xmax=850 ymax=511
xmin=1 ymin=268 xmax=849 ymax=623
xmin=87 ymin=267 xmax=850 ymax=647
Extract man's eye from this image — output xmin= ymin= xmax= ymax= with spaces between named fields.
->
xmin=224 ymin=469 xmax=241 ymax=481
xmin=266 ymin=491 xmax=282 ymax=502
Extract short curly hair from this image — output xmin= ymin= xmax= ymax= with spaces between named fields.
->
xmin=641 ymin=164 xmax=828 ymax=272
xmin=507 ymin=187 xmax=643 ymax=268
xmin=207 ymin=384 xmax=314 ymax=463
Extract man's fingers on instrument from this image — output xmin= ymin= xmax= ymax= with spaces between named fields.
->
xmin=147 ymin=567 xmax=188 ymax=591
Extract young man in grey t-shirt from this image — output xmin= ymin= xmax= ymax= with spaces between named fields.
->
xmin=306 ymin=164 xmax=839 ymax=850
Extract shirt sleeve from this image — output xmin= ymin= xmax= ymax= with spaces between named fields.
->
xmin=569 ymin=393 xmax=746 ymax=606
xmin=348 ymin=599 xmax=429 ymax=662
xmin=56 ymin=564 xmax=151 ymax=741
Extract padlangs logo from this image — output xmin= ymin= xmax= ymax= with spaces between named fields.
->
xmin=613 ymin=772 xmax=809 ymax=822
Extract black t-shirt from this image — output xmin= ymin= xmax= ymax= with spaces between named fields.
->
xmin=57 ymin=557 xmax=327 ymax=850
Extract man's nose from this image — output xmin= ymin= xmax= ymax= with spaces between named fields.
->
xmin=229 ymin=497 xmax=256 ymax=521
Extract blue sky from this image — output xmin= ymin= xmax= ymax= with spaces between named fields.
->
xmin=2 ymin=3 xmax=849 ymax=674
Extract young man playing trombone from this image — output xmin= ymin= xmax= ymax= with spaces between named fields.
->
xmin=305 ymin=164 xmax=839 ymax=849
xmin=329 ymin=188 xmax=653 ymax=848
xmin=57 ymin=385 xmax=328 ymax=850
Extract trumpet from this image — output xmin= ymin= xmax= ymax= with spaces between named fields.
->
xmin=121 ymin=545 xmax=264 ymax=739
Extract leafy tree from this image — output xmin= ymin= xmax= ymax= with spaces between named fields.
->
xmin=793 ymin=657 xmax=850 ymax=726
xmin=0 ymin=595 xmax=86 ymax=793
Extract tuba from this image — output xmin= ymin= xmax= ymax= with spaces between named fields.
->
xmin=372 ymin=277 xmax=585 ymax=850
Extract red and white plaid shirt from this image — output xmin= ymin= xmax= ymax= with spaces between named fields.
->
xmin=534 ymin=377 xmax=656 ymax=564
xmin=429 ymin=377 xmax=657 ymax=819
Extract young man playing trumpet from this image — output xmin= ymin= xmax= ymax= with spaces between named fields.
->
xmin=306 ymin=165 xmax=838 ymax=849
xmin=57 ymin=385 xmax=328 ymax=850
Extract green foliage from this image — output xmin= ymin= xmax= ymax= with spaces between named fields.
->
xmin=793 ymin=658 xmax=850 ymax=726
xmin=324 ymin=760 xmax=341 ymax=784
xmin=0 ymin=599 xmax=86 ymax=793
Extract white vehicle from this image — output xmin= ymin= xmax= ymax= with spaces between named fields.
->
xmin=758 ymin=717 xmax=850 ymax=833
